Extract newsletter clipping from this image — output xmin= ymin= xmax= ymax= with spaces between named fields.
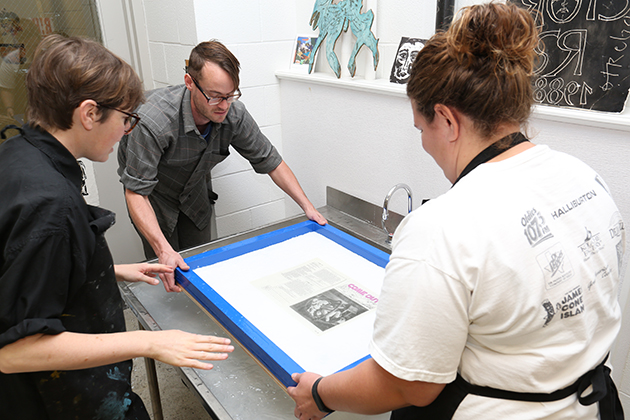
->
xmin=251 ymin=258 xmax=379 ymax=333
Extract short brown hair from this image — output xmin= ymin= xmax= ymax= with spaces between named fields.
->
xmin=26 ymin=34 xmax=144 ymax=131
xmin=187 ymin=40 xmax=240 ymax=91
xmin=407 ymin=3 xmax=539 ymax=138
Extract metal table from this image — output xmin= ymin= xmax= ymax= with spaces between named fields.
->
xmin=120 ymin=188 xmax=399 ymax=420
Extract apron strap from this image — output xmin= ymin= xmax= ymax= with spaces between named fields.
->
xmin=452 ymin=132 xmax=529 ymax=186
xmin=391 ymin=376 xmax=469 ymax=420
xmin=576 ymin=360 xmax=624 ymax=420
xmin=390 ymin=354 xmax=623 ymax=420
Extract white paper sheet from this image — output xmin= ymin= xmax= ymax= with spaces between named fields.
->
xmin=194 ymin=231 xmax=385 ymax=375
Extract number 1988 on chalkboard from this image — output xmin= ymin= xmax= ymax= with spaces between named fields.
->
xmin=510 ymin=0 xmax=630 ymax=113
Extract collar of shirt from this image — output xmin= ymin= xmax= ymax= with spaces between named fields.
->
xmin=181 ymin=87 xmax=199 ymax=136
xmin=21 ymin=124 xmax=83 ymax=192
xmin=200 ymin=123 xmax=212 ymax=141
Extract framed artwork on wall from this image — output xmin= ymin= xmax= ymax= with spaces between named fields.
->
xmin=390 ymin=37 xmax=427 ymax=84
xmin=291 ymin=35 xmax=318 ymax=73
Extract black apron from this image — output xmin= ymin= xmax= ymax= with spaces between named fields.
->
xmin=391 ymin=133 xmax=624 ymax=420
xmin=391 ymin=355 xmax=623 ymax=420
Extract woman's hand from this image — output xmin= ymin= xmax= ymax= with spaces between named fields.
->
xmin=0 ymin=329 xmax=233 ymax=374
xmin=147 ymin=330 xmax=234 ymax=370
xmin=114 ymin=263 xmax=174 ymax=286
xmin=288 ymin=372 xmax=329 ymax=420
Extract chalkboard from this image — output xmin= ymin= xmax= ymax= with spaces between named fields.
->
xmin=509 ymin=0 xmax=630 ymax=113
xmin=436 ymin=0 xmax=456 ymax=31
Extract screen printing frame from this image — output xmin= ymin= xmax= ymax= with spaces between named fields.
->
xmin=175 ymin=220 xmax=390 ymax=387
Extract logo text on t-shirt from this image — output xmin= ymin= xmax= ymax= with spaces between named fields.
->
xmin=522 ymin=208 xmax=553 ymax=247
xmin=556 ymin=285 xmax=584 ymax=320
xmin=551 ymin=190 xmax=597 ymax=220
xmin=537 ymin=242 xmax=574 ymax=289
xmin=577 ymin=227 xmax=604 ymax=261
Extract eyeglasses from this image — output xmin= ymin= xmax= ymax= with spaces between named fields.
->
xmin=98 ymin=103 xmax=141 ymax=134
xmin=190 ymin=75 xmax=241 ymax=105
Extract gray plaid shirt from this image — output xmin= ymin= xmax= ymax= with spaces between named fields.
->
xmin=117 ymin=85 xmax=282 ymax=235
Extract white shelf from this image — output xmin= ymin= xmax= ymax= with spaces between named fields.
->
xmin=275 ymin=69 xmax=407 ymax=97
xmin=531 ymin=104 xmax=630 ymax=132
xmin=276 ymin=69 xmax=630 ymax=132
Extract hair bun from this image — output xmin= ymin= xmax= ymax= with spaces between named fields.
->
xmin=446 ymin=3 xmax=539 ymax=75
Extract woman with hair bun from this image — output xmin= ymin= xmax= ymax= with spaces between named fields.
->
xmin=288 ymin=3 xmax=624 ymax=419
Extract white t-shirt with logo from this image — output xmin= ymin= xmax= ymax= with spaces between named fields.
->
xmin=370 ymin=145 xmax=625 ymax=419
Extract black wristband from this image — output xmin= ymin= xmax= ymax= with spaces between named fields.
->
xmin=311 ymin=376 xmax=334 ymax=413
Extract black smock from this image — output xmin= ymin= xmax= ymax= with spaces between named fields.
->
xmin=0 ymin=125 xmax=149 ymax=420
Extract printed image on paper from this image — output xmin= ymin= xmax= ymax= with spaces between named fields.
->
xmin=252 ymin=258 xmax=378 ymax=333
xmin=291 ymin=289 xmax=368 ymax=332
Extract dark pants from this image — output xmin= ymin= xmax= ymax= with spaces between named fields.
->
xmin=140 ymin=211 xmax=212 ymax=260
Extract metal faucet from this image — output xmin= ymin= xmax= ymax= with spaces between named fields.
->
xmin=382 ymin=183 xmax=413 ymax=243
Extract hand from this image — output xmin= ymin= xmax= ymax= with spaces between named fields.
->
xmin=305 ymin=207 xmax=327 ymax=226
xmin=114 ymin=263 xmax=174 ymax=286
xmin=148 ymin=330 xmax=234 ymax=370
xmin=6 ymin=107 xmax=14 ymax=118
xmin=287 ymin=372 xmax=328 ymax=420
xmin=157 ymin=249 xmax=190 ymax=293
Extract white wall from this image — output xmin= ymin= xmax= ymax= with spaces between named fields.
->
xmin=96 ymin=0 xmax=151 ymax=264
xmin=280 ymin=0 xmax=442 ymax=217
xmin=192 ymin=0 xmax=300 ymax=237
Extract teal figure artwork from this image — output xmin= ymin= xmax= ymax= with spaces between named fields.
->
xmin=308 ymin=0 xmax=379 ymax=78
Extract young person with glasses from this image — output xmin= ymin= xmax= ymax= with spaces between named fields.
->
xmin=0 ymin=35 xmax=234 ymax=419
xmin=118 ymin=40 xmax=327 ymax=293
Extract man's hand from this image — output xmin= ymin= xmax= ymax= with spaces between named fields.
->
xmin=305 ymin=207 xmax=327 ymax=226
xmin=268 ymin=161 xmax=328 ymax=226
xmin=124 ymin=189 xmax=188 ymax=292
xmin=157 ymin=249 xmax=190 ymax=293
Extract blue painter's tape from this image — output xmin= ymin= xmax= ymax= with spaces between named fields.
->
xmin=177 ymin=220 xmax=389 ymax=387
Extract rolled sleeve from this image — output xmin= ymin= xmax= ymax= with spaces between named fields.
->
xmin=118 ymin=167 xmax=158 ymax=196
xmin=0 ymin=232 xmax=74 ymax=348
xmin=117 ymin=123 xmax=163 ymax=196
xmin=226 ymin=101 xmax=283 ymax=174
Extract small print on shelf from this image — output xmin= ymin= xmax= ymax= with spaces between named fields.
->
xmin=291 ymin=35 xmax=318 ymax=73
xmin=390 ymin=37 xmax=427 ymax=84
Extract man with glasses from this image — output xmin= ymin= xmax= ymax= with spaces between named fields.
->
xmin=118 ymin=40 xmax=326 ymax=292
